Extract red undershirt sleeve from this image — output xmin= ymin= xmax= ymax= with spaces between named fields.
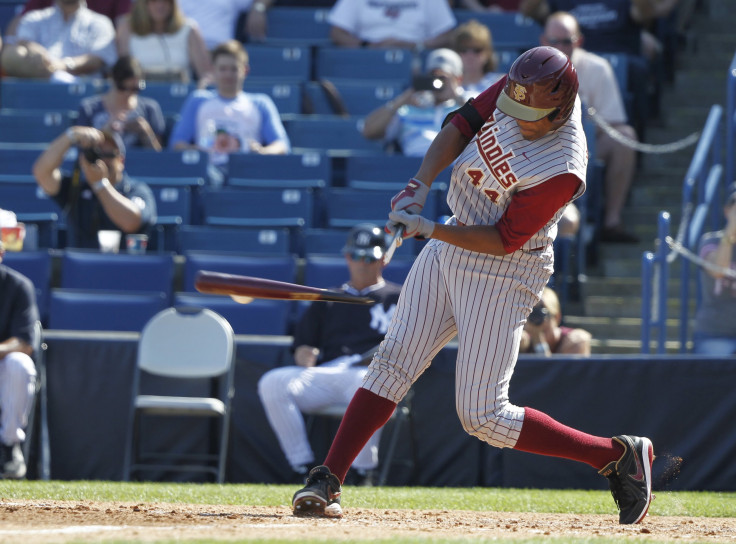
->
xmin=450 ymin=76 xmax=507 ymax=139
xmin=496 ymin=173 xmax=582 ymax=253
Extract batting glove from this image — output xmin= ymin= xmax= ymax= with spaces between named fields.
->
xmin=391 ymin=178 xmax=430 ymax=214
xmin=387 ymin=210 xmax=435 ymax=239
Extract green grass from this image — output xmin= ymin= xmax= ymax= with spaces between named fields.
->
xmin=1 ymin=480 xmax=735 ymax=518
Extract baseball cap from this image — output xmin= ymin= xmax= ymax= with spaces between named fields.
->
xmin=103 ymin=130 xmax=126 ymax=158
xmin=342 ymin=223 xmax=389 ymax=261
xmin=425 ymin=48 xmax=463 ymax=78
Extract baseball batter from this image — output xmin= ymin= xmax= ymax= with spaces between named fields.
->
xmin=292 ymin=47 xmax=654 ymax=524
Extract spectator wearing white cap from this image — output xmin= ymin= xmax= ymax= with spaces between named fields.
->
xmin=362 ymin=48 xmax=466 ymax=156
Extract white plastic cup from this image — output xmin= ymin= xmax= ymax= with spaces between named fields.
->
xmin=125 ymin=233 xmax=148 ymax=254
xmin=97 ymin=230 xmax=121 ymax=253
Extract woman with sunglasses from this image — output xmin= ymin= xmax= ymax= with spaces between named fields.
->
xmin=76 ymin=56 xmax=165 ymax=151
xmin=116 ymin=0 xmax=212 ymax=85
xmin=452 ymin=19 xmax=504 ymax=98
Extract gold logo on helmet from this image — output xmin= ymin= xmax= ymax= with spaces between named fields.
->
xmin=513 ymin=85 xmax=527 ymax=101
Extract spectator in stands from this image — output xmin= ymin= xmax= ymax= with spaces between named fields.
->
xmin=542 ymin=11 xmax=640 ymax=243
xmin=457 ymin=0 xmax=548 ymax=21
xmin=0 ymin=0 xmax=117 ymax=81
xmin=32 ymin=128 xmax=157 ymax=250
xmin=0 ymin=237 xmax=39 ymax=480
xmin=6 ymin=0 xmax=131 ymax=33
xmin=362 ymin=48 xmax=466 ymax=157
xmin=328 ymin=0 xmax=457 ymax=51
xmin=116 ymin=0 xmax=213 ymax=85
xmin=258 ymin=224 xmax=402 ymax=485
xmin=692 ymin=182 xmax=736 ymax=356
xmin=177 ymin=0 xmax=273 ymax=50
xmin=168 ymin=40 xmax=290 ymax=178
xmin=520 ymin=287 xmax=592 ymax=356
xmin=77 ymin=56 xmax=165 ymax=152
xmin=451 ymin=19 xmax=504 ymax=98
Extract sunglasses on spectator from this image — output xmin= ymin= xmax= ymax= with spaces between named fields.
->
xmin=545 ymin=37 xmax=577 ymax=46
xmin=349 ymin=253 xmax=380 ymax=263
xmin=116 ymin=80 xmax=146 ymax=93
xmin=458 ymin=47 xmax=484 ymax=54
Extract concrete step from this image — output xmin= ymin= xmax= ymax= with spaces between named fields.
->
xmin=563 ymin=314 xmax=685 ymax=341
xmin=580 ymin=276 xmax=695 ymax=297
xmin=583 ymin=294 xmax=696 ymax=318
xmin=589 ymin=337 xmax=685 ymax=355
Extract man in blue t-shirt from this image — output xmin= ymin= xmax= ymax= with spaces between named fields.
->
xmin=169 ymin=39 xmax=290 ymax=177
xmin=33 ymin=128 xmax=156 ymax=250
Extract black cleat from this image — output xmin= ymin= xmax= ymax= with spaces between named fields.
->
xmin=599 ymin=435 xmax=654 ymax=524
xmin=292 ymin=465 xmax=343 ymax=518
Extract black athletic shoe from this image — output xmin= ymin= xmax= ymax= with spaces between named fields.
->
xmin=292 ymin=465 xmax=343 ymax=518
xmin=0 ymin=442 xmax=26 ymax=480
xmin=599 ymin=435 xmax=654 ymax=524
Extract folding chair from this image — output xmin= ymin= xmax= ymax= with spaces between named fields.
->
xmin=122 ymin=307 xmax=235 ymax=483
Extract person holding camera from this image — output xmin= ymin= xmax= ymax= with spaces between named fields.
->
xmin=361 ymin=48 xmax=466 ymax=157
xmin=32 ymin=128 xmax=157 ymax=250
xmin=520 ymin=287 xmax=592 ymax=356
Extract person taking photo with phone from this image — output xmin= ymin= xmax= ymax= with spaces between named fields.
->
xmin=520 ymin=287 xmax=592 ymax=356
xmin=361 ymin=48 xmax=466 ymax=156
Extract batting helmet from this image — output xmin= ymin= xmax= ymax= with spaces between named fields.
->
xmin=342 ymin=223 xmax=389 ymax=261
xmin=496 ymin=46 xmax=578 ymax=128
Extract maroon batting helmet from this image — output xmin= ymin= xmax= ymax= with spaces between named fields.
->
xmin=496 ymin=46 xmax=578 ymax=128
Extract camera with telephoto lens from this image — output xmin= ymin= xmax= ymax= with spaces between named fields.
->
xmin=528 ymin=305 xmax=550 ymax=326
xmin=82 ymin=147 xmax=102 ymax=163
xmin=412 ymin=74 xmax=445 ymax=92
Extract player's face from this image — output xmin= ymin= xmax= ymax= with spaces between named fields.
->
xmin=515 ymin=117 xmax=556 ymax=140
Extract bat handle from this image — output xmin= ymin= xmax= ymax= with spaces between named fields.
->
xmin=384 ymin=224 xmax=405 ymax=265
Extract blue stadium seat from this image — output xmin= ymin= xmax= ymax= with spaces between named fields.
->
xmin=138 ymin=82 xmax=194 ymax=115
xmin=0 ymin=110 xmax=71 ymax=144
xmin=48 ymin=289 xmax=168 ymax=331
xmin=201 ymin=187 xmax=315 ymax=229
xmin=301 ymin=228 xmax=351 ymax=257
xmin=344 ymin=155 xmax=454 ymax=189
xmin=453 ymin=10 xmax=542 ymax=52
xmin=60 ymin=250 xmax=175 ymax=301
xmin=2 ymin=249 xmax=53 ymax=325
xmin=227 ymin=151 xmax=331 ymax=187
xmin=262 ymin=7 xmax=332 ymax=47
xmin=303 ymin=80 xmax=404 ymax=116
xmin=123 ymin=149 xmax=210 ymax=180
xmin=0 ymin=148 xmax=53 ymax=183
xmin=177 ymin=225 xmax=292 ymax=255
xmin=303 ymin=255 xmax=413 ymax=289
xmin=0 ymin=78 xmax=106 ymax=111
xmin=0 ymin=183 xmax=64 ymax=247
xmin=173 ymin=292 xmax=291 ymax=335
xmin=314 ymin=48 xmax=413 ymax=84
xmin=182 ymin=251 xmax=297 ymax=292
xmin=0 ymin=2 xmax=23 ymax=36
xmin=244 ymin=45 xmax=311 ymax=83
xmin=242 ymin=81 xmax=302 ymax=115
xmin=324 ymin=187 xmax=439 ymax=228
xmin=283 ymin=115 xmax=384 ymax=155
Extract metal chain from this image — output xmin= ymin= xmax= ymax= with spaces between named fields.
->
xmin=586 ymin=107 xmax=701 ymax=153
xmin=664 ymin=235 xmax=736 ymax=279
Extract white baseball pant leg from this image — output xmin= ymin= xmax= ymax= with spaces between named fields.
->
xmin=258 ymin=363 xmax=382 ymax=471
xmin=363 ymin=239 xmax=552 ymax=449
xmin=0 ymin=352 xmax=37 ymax=446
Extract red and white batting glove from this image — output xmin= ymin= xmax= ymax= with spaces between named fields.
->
xmin=391 ymin=178 xmax=430 ymax=214
xmin=387 ymin=210 xmax=435 ymax=239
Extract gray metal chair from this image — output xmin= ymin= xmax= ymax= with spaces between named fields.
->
xmin=122 ymin=307 xmax=235 ymax=483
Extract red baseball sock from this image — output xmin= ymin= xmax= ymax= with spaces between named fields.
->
xmin=323 ymin=387 xmax=397 ymax=483
xmin=514 ymin=407 xmax=625 ymax=470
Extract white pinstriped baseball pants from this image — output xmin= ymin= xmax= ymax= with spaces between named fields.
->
xmin=258 ymin=359 xmax=382 ymax=471
xmin=363 ymin=237 xmax=553 ymax=449
xmin=0 ymin=352 xmax=37 ymax=447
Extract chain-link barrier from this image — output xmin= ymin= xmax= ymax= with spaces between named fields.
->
xmin=586 ymin=107 xmax=702 ymax=153
xmin=664 ymin=235 xmax=736 ymax=279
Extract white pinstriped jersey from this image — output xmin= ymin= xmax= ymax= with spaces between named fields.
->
xmin=448 ymin=96 xmax=588 ymax=251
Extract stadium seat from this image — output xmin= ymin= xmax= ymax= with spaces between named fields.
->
xmin=227 ymin=151 xmax=331 ymax=187
xmin=182 ymin=251 xmax=297 ymax=292
xmin=283 ymin=115 xmax=384 ymax=155
xmin=303 ymin=255 xmax=413 ymax=289
xmin=344 ymin=155 xmax=454 ymax=189
xmin=138 ymin=82 xmax=194 ymax=115
xmin=242 ymin=81 xmax=302 ymax=115
xmin=453 ymin=10 xmax=542 ymax=52
xmin=201 ymin=187 xmax=315 ymax=229
xmin=0 ymin=78 xmax=106 ymax=111
xmin=2 ymin=249 xmax=53 ymax=325
xmin=123 ymin=149 xmax=210 ymax=180
xmin=177 ymin=225 xmax=292 ymax=255
xmin=314 ymin=48 xmax=413 ymax=84
xmin=324 ymin=187 xmax=439 ymax=228
xmin=243 ymin=44 xmax=311 ymax=83
xmin=303 ymin=80 xmax=404 ymax=116
xmin=0 ymin=182 xmax=64 ymax=247
xmin=59 ymin=250 xmax=176 ymax=301
xmin=301 ymin=227 xmax=351 ymax=257
xmin=173 ymin=292 xmax=291 ymax=335
xmin=261 ymin=6 xmax=332 ymax=47
xmin=0 ymin=148 xmax=64 ymax=183
xmin=48 ymin=289 xmax=168 ymax=331
xmin=0 ymin=110 xmax=72 ymax=144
